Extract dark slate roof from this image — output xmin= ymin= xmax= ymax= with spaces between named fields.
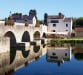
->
xmin=47 ymin=13 xmax=64 ymax=19
xmin=10 ymin=12 xmax=36 ymax=24
xmin=64 ymin=18 xmax=72 ymax=22
xmin=48 ymin=15 xmax=59 ymax=19
xmin=23 ymin=15 xmax=34 ymax=24
xmin=23 ymin=15 xmax=34 ymax=20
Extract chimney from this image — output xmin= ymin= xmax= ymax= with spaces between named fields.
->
xmin=58 ymin=12 xmax=64 ymax=19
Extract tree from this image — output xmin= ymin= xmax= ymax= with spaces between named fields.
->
xmin=76 ymin=17 xmax=83 ymax=27
xmin=72 ymin=18 xmax=77 ymax=29
xmin=72 ymin=17 xmax=83 ymax=29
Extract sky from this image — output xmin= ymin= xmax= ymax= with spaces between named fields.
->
xmin=0 ymin=0 xmax=83 ymax=20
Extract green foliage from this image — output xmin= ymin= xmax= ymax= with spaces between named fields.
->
xmin=5 ymin=20 xmax=14 ymax=26
xmin=76 ymin=17 xmax=83 ymax=27
xmin=73 ymin=17 xmax=83 ymax=29
xmin=12 ymin=13 xmax=22 ymax=16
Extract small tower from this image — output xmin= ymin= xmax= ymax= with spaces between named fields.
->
xmin=44 ymin=13 xmax=48 ymax=25
xmin=29 ymin=9 xmax=37 ymax=17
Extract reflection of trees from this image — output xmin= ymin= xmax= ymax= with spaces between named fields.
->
xmin=73 ymin=46 xmax=83 ymax=60
xmin=48 ymin=40 xmax=83 ymax=47
xmin=74 ymin=53 xmax=83 ymax=60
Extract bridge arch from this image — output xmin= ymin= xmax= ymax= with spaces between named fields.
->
xmin=4 ymin=31 xmax=16 ymax=64
xmin=33 ymin=31 xmax=40 ymax=40
xmin=4 ymin=31 xmax=16 ymax=46
xmin=22 ymin=31 xmax=30 ymax=42
xmin=42 ymin=32 xmax=47 ymax=38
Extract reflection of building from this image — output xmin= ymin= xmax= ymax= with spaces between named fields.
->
xmin=46 ymin=47 xmax=72 ymax=66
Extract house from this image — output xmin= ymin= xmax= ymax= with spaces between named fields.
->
xmin=75 ymin=27 xmax=83 ymax=37
xmin=8 ymin=10 xmax=37 ymax=26
xmin=46 ymin=13 xmax=72 ymax=38
xmin=46 ymin=47 xmax=72 ymax=66
xmin=22 ymin=15 xmax=36 ymax=26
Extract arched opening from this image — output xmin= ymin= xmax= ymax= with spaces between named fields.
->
xmin=42 ymin=33 xmax=47 ymax=38
xmin=34 ymin=31 xmax=40 ymax=40
xmin=22 ymin=49 xmax=30 ymax=58
xmin=4 ymin=31 xmax=16 ymax=64
xmin=22 ymin=31 xmax=30 ymax=42
xmin=4 ymin=31 xmax=16 ymax=47
xmin=33 ymin=45 xmax=40 ymax=53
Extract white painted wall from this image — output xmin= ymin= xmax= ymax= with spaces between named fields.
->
xmin=33 ymin=16 xmax=36 ymax=26
xmin=0 ymin=21 xmax=43 ymax=43
xmin=47 ymin=18 xmax=72 ymax=35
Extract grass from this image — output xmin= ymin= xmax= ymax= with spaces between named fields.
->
xmin=47 ymin=37 xmax=83 ymax=47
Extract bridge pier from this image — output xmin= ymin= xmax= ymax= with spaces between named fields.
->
xmin=0 ymin=37 xmax=10 ymax=53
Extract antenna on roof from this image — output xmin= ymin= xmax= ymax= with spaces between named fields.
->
xmin=9 ymin=11 xmax=12 ymax=16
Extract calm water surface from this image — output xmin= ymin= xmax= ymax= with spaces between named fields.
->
xmin=12 ymin=45 xmax=83 ymax=75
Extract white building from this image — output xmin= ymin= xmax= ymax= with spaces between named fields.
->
xmin=46 ymin=13 xmax=72 ymax=37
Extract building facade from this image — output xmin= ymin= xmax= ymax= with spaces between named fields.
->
xmin=46 ymin=13 xmax=72 ymax=37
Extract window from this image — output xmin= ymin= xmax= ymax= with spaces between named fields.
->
xmin=52 ymin=52 xmax=56 ymax=56
xmin=53 ymin=24 xmax=56 ymax=27
xmin=51 ymin=20 xmax=59 ymax=23
xmin=66 ymin=30 xmax=68 ymax=31
xmin=66 ymin=24 xmax=68 ymax=27
xmin=53 ymin=30 xmax=56 ymax=32
xmin=65 ymin=53 xmax=67 ymax=56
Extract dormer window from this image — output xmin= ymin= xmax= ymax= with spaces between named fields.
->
xmin=51 ymin=20 xmax=59 ymax=23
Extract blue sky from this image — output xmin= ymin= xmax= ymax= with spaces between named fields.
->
xmin=0 ymin=0 xmax=83 ymax=20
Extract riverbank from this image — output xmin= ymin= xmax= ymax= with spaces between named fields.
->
xmin=47 ymin=37 xmax=83 ymax=47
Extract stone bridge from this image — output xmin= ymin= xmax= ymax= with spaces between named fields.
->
xmin=0 ymin=22 xmax=45 ymax=43
xmin=0 ymin=21 xmax=47 ymax=74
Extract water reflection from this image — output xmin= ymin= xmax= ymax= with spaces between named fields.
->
xmin=73 ymin=45 xmax=83 ymax=60
xmin=12 ymin=43 xmax=83 ymax=75
xmin=0 ymin=39 xmax=83 ymax=75
xmin=46 ymin=46 xmax=72 ymax=66
xmin=0 ymin=41 xmax=42 ymax=75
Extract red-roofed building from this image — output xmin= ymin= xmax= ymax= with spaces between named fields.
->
xmin=75 ymin=27 xmax=83 ymax=37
